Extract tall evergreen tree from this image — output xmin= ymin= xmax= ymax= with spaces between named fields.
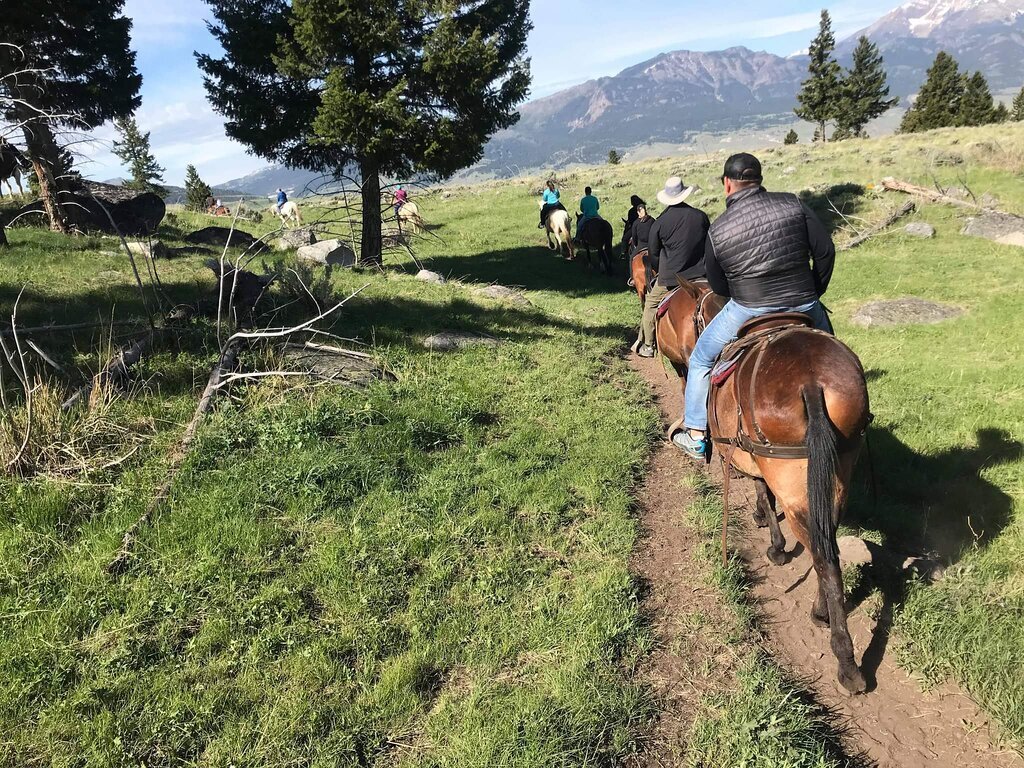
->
xmin=795 ymin=10 xmax=842 ymax=142
xmin=835 ymin=36 xmax=897 ymax=138
xmin=1012 ymin=86 xmax=1024 ymax=121
xmin=184 ymin=165 xmax=213 ymax=211
xmin=958 ymin=71 xmax=996 ymax=126
xmin=112 ymin=115 xmax=166 ymax=196
xmin=900 ymin=52 xmax=965 ymax=133
xmin=784 ymin=129 xmax=799 ymax=145
xmin=993 ymin=102 xmax=1010 ymax=123
xmin=198 ymin=0 xmax=531 ymax=266
xmin=0 ymin=1 xmax=141 ymax=232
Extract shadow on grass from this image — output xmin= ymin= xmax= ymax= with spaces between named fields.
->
xmin=842 ymin=424 xmax=1021 ymax=686
xmin=425 ymin=245 xmax=628 ymax=297
xmin=798 ymin=183 xmax=868 ymax=237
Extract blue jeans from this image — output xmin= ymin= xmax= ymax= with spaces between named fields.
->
xmin=683 ymin=299 xmax=831 ymax=431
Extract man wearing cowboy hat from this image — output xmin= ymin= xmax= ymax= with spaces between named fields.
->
xmin=673 ymin=152 xmax=835 ymax=459
xmin=637 ymin=176 xmax=710 ymax=358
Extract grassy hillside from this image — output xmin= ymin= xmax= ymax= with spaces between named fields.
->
xmin=1 ymin=121 xmax=1023 ymax=764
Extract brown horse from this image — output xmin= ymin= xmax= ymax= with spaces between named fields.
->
xmin=709 ymin=316 xmax=871 ymax=693
xmin=629 ymin=249 xmax=726 ymax=395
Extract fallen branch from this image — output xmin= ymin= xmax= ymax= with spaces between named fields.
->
xmin=840 ymin=200 xmax=916 ymax=251
xmin=880 ymin=177 xmax=992 ymax=211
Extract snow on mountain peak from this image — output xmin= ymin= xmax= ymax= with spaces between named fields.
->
xmin=874 ymin=0 xmax=1024 ymax=37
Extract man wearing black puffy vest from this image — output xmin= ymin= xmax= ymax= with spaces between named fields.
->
xmin=673 ymin=152 xmax=836 ymax=459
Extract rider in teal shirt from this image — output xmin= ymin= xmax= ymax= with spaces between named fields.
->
xmin=577 ymin=186 xmax=600 ymax=237
xmin=539 ymin=179 xmax=562 ymax=228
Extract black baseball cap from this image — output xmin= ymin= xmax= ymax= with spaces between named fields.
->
xmin=721 ymin=152 xmax=763 ymax=183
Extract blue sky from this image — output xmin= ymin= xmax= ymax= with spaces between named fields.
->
xmin=80 ymin=0 xmax=901 ymax=186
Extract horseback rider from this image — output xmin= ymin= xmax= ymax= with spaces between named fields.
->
xmin=394 ymin=185 xmax=408 ymax=215
xmin=576 ymin=185 xmax=600 ymax=240
xmin=276 ymin=188 xmax=287 ymax=214
xmin=623 ymin=194 xmax=648 ymax=251
xmin=673 ymin=152 xmax=836 ymax=459
xmin=538 ymin=179 xmax=563 ymax=228
xmin=629 ymin=203 xmax=655 ymax=256
xmin=637 ymin=177 xmax=709 ymax=358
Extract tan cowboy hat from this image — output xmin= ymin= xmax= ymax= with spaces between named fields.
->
xmin=656 ymin=176 xmax=696 ymax=206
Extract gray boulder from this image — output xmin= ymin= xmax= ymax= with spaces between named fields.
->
xmin=422 ymin=332 xmax=501 ymax=351
xmin=474 ymin=284 xmax=529 ymax=305
xmin=904 ymin=222 xmax=935 ymax=238
xmin=282 ymin=344 xmax=395 ymax=388
xmin=415 ymin=269 xmax=446 ymax=284
xmin=962 ymin=212 xmax=1024 ymax=247
xmin=126 ymin=240 xmax=168 ymax=259
xmin=296 ymin=239 xmax=356 ymax=267
xmin=852 ymin=297 xmax=962 ymax=328
xmin=277 ymin=227 xmax=318 ymax=250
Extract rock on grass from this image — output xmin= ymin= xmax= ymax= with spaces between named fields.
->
xmin=474 ymin=284 xmax=529 ymax=305
xmin=296 ymin=239 xmax=355 ymax=266
xmin=904 ymin=222 xmax=935 ymax=238
xmin=415 ymin=269 xmax=446 ymax=284
xmin=851 ymin=297 xmax=962 ymax=328
xmin=422 ymin=332 xmax=501 ymax=351
xmin=962 ymin=212 xmax=1024 ymax=247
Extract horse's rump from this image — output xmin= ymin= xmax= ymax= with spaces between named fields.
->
xmin=712 ymin=328 xmax=868 ymax=453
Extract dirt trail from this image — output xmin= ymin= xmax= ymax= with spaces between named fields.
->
xmin=630 ymin=353 xmax=1022 ymax=768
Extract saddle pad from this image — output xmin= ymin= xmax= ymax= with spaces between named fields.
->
xmin=711 ymin=355 xmax=741 ymax=386
xmin=655 ymin=288 xmax=679 ymax=318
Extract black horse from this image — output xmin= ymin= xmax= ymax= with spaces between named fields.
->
xmin=575 ymin=215 xmax=615 ymax=275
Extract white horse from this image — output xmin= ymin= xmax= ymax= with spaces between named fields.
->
xmin=397 ymin=200 xmax=426 ymax=233
xmin=273 ymin=200 xmax=302 ymax=227
xmin=543 ymin=205 xmax=575 ymax=261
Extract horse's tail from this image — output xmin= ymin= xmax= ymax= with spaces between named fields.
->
xmin=802 ymin=385 xmax=839 ymax=566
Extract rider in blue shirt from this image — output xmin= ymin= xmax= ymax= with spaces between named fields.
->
xmin=276 ymin=188 xmax=287 ymax=213
xmin=539 ymin=179 xmax=562 ymax=228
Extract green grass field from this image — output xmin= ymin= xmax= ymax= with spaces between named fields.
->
xmin=1 ymin=121 xmax=1023 ymax=765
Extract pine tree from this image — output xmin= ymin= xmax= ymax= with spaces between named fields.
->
xmin=112 ymin=115 xmax=166 ymax=196
xmin=1012 ymin=86 xmax=1024 ymax=121
xmin=795 ymin=10 xmax=842 ymax=142
xmin=184 ymin=165 xmax=213 ymax=211
xmin=607 ymin=149 xmax=621 ymax=165
xmin=784 ymin=129 xmax=799 ymax=145
xmin=835 ymin=36 xmax=897 ymax=138
xmin=994 ymin=102 xmax=1010 ymax=123
xmin=199 ymin=0 xmax=530 ymax=266
xmin=958 ymin=71 xmax=996 ymax=126
xmin=900 ymin=52 xmax=965 ymax=133
xmin=28 ymin=146 xmax=81 ymax=197
xmin=0 ymin=0 xmax=141 ymax=232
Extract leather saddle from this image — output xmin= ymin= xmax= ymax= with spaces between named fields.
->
xmin=655 ymin=288 xmax=678 ymax=317
xmin=711 ymin=312 xmax=814 ymax=386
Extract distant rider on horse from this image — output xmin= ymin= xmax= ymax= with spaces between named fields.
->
xmin=673 ymin=153 xmax=836 ymax=459
xmin=394 ymin=185 xmax=408 ymax=215
xmin=576 ymin=185 xmax=600 ymax=240
xmin=538 ymin=179 xmax=563 ymax=228
xmin=637 ymin=177 xmax=709 ymax=358
xmin=275 ymin=188 xmax=287 ymax=214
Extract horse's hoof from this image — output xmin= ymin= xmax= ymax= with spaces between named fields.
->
xmin=766 ymin=546 xmax=788 ymax=566
xmin=838 ymin=665 xmax=867 ymax=695
xmin=752 ymin=511 xmax=769 ymax=528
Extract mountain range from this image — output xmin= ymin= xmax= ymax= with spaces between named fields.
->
xmin=214 ymin=0 xmax=1024 ymax=191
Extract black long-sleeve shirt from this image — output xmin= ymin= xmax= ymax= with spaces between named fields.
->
xmin=705 ymin=202 xmax=835 ymax=299
xmin=649 ymin=203 xmax=710 ymax=287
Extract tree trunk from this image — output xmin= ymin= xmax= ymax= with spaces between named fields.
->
xmin=359 ymin=160 xmax=382 ymax=267
xmin=0 ymin=220 xmax=8 ymax=248
xmin=19 ymin=118 xmax=69 ymax=234
xmin=819 ymin=120 xmax=828 ymax=143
